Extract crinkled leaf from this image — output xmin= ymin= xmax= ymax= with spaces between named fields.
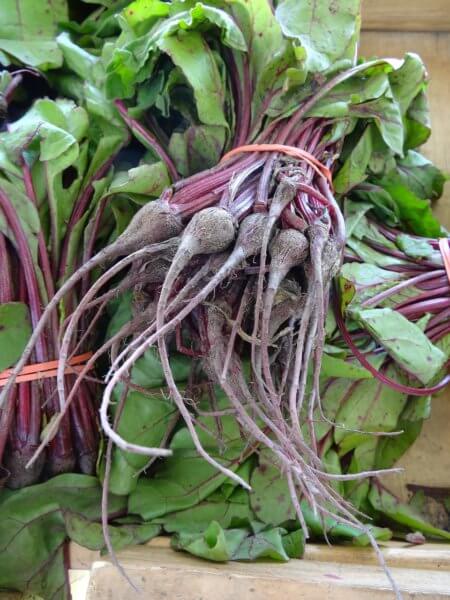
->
xmin=65 ymin=512 xmax=160 ymax=552
xmin=396 ymin=233 xmax=434 ymax=259
xmin=0 ymin=302 xmax=32 ymax=371
xmin=108 ymin=162 xmax=170 ymax=197
xmin=352 ymin=307 xmax=447 ymax=384
xmin=275 ymin=0 xmax=360 ymax=74
xmin=172 ymin=521 xmax=301 ymax=562
xmin=0 ymin=0 xmax=68 ymax=69
xmin=157 ymin=32 xmax=227 ymax=127
xmin=389 ymin=53 xmax=426 ymax=115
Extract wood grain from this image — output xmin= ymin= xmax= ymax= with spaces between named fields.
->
xmin=362 ymin=0 xmax=450 ymax=32
xmin=70 ymin=538 xmax=450 ymax=572
xmin=86 ymin=545 xmax=450 ymax=600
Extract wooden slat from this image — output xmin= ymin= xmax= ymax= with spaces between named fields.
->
xmin=70 ymin=538 xmax=450 ymax=573
xmin=86 ymin=545 xmax=450 ymax=600
xmin=362 ymin=0 xmax=450 ymax=32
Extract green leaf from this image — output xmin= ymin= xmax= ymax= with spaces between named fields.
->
xmin=172 ymin=520 xmax=301 ymax=563
xmin=128 ymin=449 xmax=242 ymax=520
xmin=65 ymin=512 xmax=160 ymax=552
xmin=106 ymin=389 xmax=177 ymax=494
xmin=0 ymin=474 xmax=126 ymax=597
xmin=333 ymin=363 xmax=408 ymax=446
xmin=320 ymin=353 xmax=373 ymax=380
xmin=352 ymin=307 xmax=447 ymax=384
xmin=172 ymin=521 xmax=247 ymax=561
xmin=339 ymin=262 xmax=403 ymax=306
xmin=352 ymin=184 xmax=400 ymax=226
xmin=307 ymin=72 xmax=391 ymax=118
xmin=161 ymin=493 xmax=253 ymax=534
xmin=368 ymin=486 xmax=450 ymax=541
xmin=275 ymin=0 xmax=360 ymax=74
xmin=0 ymin=303 xmax=32 ymax=371
xmin=168 ymin=125 xmax=226 ymax=177
xmin=249 ymin=451 xmax=391 ymax=544
xmin=281 ymin=529 xmax=305 ymax=558
xmin=389 ymin=53 xmax=426 ymax=115
xmin=157 ymin=32 xmax=227 ymax=127
xmin=56 ymin=31 xmax=100 ymax=81
xmin=378 ymin=175 xmax=443 ymax=237
xmin=0 ymin=178 xmax=41 ymax=264
xmin=351 ymin=98 xmax=403 ymax=155
xmin=375 ymin=418 xmax=423 ymax=470
xmin=108 ymin=162 xmax=170 ymax=197
xmin=396 ymin=233 xmax=434 ymax=259
xmin=396 ymin=151 xmax=446 ymax=200
xmin=334 ymin=126 xmax=372 ymax=194
xmin=0 ymin=0 xmax=68 ymax=69
xmin=122 ymin=0 xmax=170 ymax=30
xmin=405 ymin=91 xmax=431 ymax=149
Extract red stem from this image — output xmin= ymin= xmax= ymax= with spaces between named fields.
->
xmin=334 ymin=288 xmax=450 ymax=396
xmin=114 ymin=100 xmax=179 ymax=182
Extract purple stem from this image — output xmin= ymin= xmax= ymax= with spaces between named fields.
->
xmin=0 ymin=188 xmax=74 ymax=472
xmin=361 ymin=270 xmax=445 ymax=308
xmin=425 ymin=306 xmax=450 ymax=330
xmin=114 ymin=100 xmax=179 ymax=182
xmin=334 ymin=289 xmax=450 ymax=396
xmin=397 ymin=297 xmax=450 ymax=319
xmin=394 ymin=285 xmax=450 ymax=309
xmin=58 ymin=154 xmax=118 ymax=283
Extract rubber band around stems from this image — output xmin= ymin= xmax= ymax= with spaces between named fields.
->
xmin=220 ymin=143 xmax=333 ymax=185
xmin=0 ymin=352 xmax=93 ymax=387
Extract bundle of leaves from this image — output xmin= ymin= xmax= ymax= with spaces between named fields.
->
xmin=0 ymin=1 xmax=449 ymax=599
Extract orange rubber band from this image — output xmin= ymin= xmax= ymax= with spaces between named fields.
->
xmin=439 ymin=238 xmax=450 ymax=284
xmin=220 ymin=143 xmax=333 ymax=185
xmin=0 ymin=352 xmax=93 ymax=387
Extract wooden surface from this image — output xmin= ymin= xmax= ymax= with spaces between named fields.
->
xmin=362 ymin=0 xmax=450 ymax=32
xmin=360 ymin=30 xmax=450 ymax=500
xmin=85 ymin=543 xmax=450 ymax=600
xmin=70 ymin=537 xmax=450 ymax=572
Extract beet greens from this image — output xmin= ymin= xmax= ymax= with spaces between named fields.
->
xmin=0 ymin=1 xmax=449 ymax=599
